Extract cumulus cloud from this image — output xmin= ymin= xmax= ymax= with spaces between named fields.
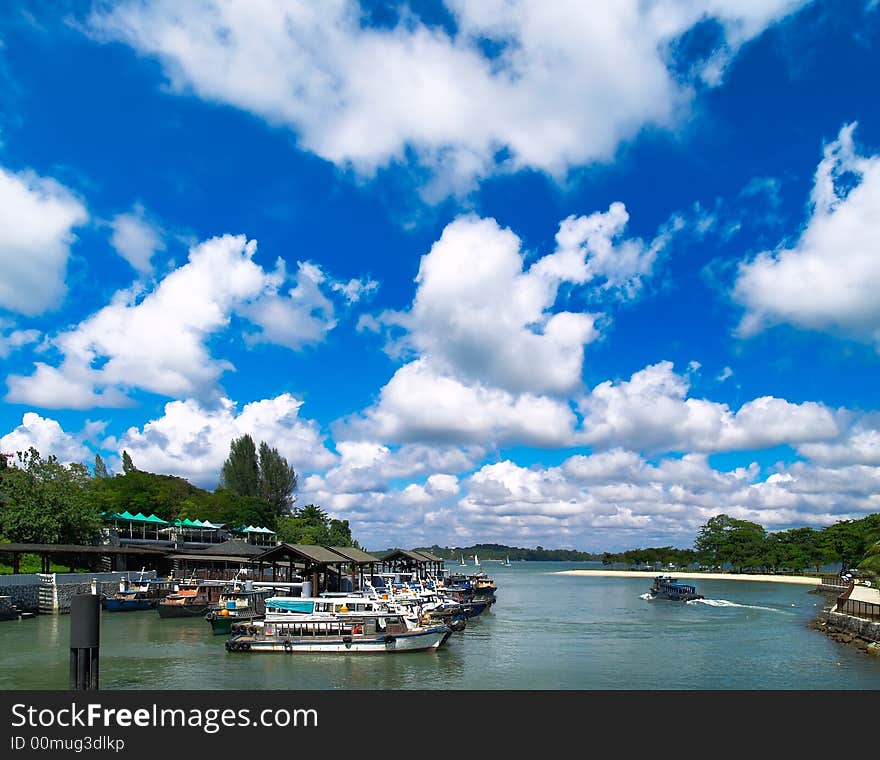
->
xmin=0 ymin=412 xmax=92 ymax=464
xmin=5 ymin=234 xmax=358 ymax=408
xmin=577 ymin=361 xmax=841 ymax=453
xmin=89 ymin=0 xmax=809 ymax=196
xmin=340 ymin=359 xmax=579 ymax=447
xmin=110 ymin=393 xmax=336 ymax=488
xmin=734 ymin=122 xmax=880 ymax=345
xmin=0 ymin=166 xmax=88 ymax=315
xmin=0 ymin=326 xmax=40 ymax=359
xmin=109 ymin=203 xmax=165 ymax=273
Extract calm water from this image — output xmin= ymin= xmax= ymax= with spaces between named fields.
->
xmin=2 ymin=562 xmax=879 ymax=690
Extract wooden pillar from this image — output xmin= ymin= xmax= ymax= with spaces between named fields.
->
xmin=12 ymin=553 xmax=20 ymax=574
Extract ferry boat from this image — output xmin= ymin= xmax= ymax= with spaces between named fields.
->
xmin=156 ymin=580 xmax=226 ymax=619
xmin=205 ymin=582 xmax=273 ymax=635
xmin=648 ymin=576 xmax=704 ymax=602
xmin=225 ymin=614 xmax=451 ymax=654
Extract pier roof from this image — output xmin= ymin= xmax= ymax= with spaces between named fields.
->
xmin=410 ymin=549 xmax=444 ymax=563
xmin=378 ymin=548 xmax=432 ymax=564
xmin=328 ymin=546 xmax=382 ymax=565
xmin=253 ymin=543 xmax=350 ymax=566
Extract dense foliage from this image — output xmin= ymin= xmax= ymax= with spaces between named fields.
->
xmin=275 ymin=504 xmax=358 ymax=548
xmin=220 ymin=435 xmax=298 ymax=515
xmin=602 ymin=513 xmax=880 ymax=575
xmin=0 ymin=448 xmax=102 ymax=544
xmin=0 ymin=443 xmax=354 ymax=551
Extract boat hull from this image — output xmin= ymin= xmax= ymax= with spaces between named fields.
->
xmin=207 ymin=613 xmax=262 ymax=635
xmin=157 ymin=603 xmax=216 ymax=618
xmin=226 ymin=626 xmax=449 ymax=654
xmin=102 ymin=598 xmax=155 ymax=612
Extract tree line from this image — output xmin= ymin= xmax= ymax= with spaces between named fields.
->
xmin=0 ymin=434 xmax=358 ymax=550
xmin=601 ymin=513 xmax=880 ymax=575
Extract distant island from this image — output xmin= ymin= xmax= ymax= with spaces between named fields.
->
xmin=406 ymin=544 xmax=602 ymax=562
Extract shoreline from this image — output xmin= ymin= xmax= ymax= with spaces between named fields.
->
xmin=554 ymin=569 xmax=822 ymax=585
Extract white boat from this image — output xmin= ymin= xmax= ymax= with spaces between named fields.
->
xmin=503 ymin=556 xmax=512 ymax=567
xmin=460 ymin=554 xmax=466 ymax=566
xmin=225 ymin=614 xmax=450 ymax=653
xmin=473 ymin=554 xmax=480 ymax=566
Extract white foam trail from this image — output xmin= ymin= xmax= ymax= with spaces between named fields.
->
xmin=688 ymin=598 xmax=787 ymax=613
xmin=638 ymin=593 xmax=653 ymax=600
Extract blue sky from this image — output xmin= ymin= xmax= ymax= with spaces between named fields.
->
xmin=2 ymin=1 xmax=880 ymax=552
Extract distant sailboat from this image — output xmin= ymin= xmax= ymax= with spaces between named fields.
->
xmin=503 ymin=556 xmax=511 ymax=567
xmin=473 ymin=554 xmax=480 ymax=566
xmin=460 ymin=554 xmax=466 ymax=566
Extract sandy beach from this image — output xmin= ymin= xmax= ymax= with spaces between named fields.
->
xmin=555 ymin=569 xmax=823 ymax=585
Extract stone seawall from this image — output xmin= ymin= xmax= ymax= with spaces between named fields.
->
xmin=0 ymin=571 xmax=157 ymax=613
xmin=0 ymin=584 xmax=39 ymax=612
xmin=814 ymin=610 xmax=880 ymax=655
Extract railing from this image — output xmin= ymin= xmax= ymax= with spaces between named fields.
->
xmin=836 ymin=598 xmax=880 ymax=621
xmin=820 ymin=575 xmax=851 ymax=588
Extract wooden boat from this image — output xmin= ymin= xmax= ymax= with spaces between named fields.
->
xmin=647 ymin=576 xmax=704 ymax=602
xmin=157 ymin=580 xmax=225 ymax=619
xmin=225 ymin=614 xmax=451 ymax=654
xmin=101 ymin=576 xmax=173 ymax=612
xmin=205 ymin=583 xmax=273 ymax=635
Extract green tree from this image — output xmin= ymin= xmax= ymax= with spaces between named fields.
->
xmin=121 ymin=450 xmax=136 ymax=475
xmin=220 ymin=435 xmax=261 ymax=499
xmin=94 ymin=454 xmax=110 ymax=479
xmin=258 ymin=441 xmax=297 ymax=515
xmin=694 ymin=514 xmax=767 ymax=572
xmin=0 ymin=447 xmax=101 ymax=545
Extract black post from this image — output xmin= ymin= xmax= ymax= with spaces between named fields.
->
xmin=69 ymin=594 xmax=100 ymax=690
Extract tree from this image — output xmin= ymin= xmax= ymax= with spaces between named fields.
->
xmin=220 ymin=435 xmax=260 ymax=498
xmin=219 ymin=435 xmax=298 ymax=516
xmin=694 ymin=514 xmax=767 ymax=572
xmin=94 ymin=454 xmax=110 ymax=479
xmin=0 ymin=447 xmax=101 ymax=545
xmin=121 ymin=450 xmax=137 ymax=475
xmin=258 ymin=441 xmax=297 ymax=515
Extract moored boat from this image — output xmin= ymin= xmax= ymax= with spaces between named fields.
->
xmin=157 ymin=580 xmax=226 ymax=619
xmin=225 ymin=614 xmax=450 ymax=654
xmin=101 ymin=576 xmax=173 ymax=612
xmin=205 ymin=582 xmax=273 ymax=635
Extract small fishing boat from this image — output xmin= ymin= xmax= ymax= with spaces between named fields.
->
xmin=647 ymin=576 xmax=704 ymax=602
xmin=225 ymin=614 xmax=450 ymax=654
xmin=205 ymin=581 xmax=273 ymax=635
xmin=157 ymin=580 xmax=225 ymax=619
xmin=101 ymin=573 xmax=173 ymax=612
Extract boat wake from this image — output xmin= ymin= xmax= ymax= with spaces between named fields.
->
xmin=687 ymin=598 xmax=788 ymax=613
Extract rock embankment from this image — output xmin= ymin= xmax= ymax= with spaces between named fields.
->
xmin=810 ymin=611 xmax=880 ymax=656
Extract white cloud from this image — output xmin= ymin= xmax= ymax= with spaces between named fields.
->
xmin=0 ymin=327 xmax=40 ymax=358
xmin=5 ymin=234 xmax=351 ymax=408
xmin=341 ymin=359 xmax=578 ymax=447
xmin=112 ymin=393 xmax=336 ymax=488
xmin=0 ymin=166 xmax=87 ymax=315
xmin=109 ymin=203 xmax=165 ymax=273
xmin=797 ymin=417 xmax=880 ymax=466
xmin=577 ymin=361 xmax=841 ymax=453
xmin=89 ymin=0 xmax=809 ymax=196
xmin=734 ymin=122 xmax=880 ymax=345
xmin=0 ymin=412 xmax=92 ymax=464
xmin=371 ymin=208 xmax=674 ymax=399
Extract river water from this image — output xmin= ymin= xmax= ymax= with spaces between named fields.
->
xmin=2 ymin=562 xmax=879 ymax=690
